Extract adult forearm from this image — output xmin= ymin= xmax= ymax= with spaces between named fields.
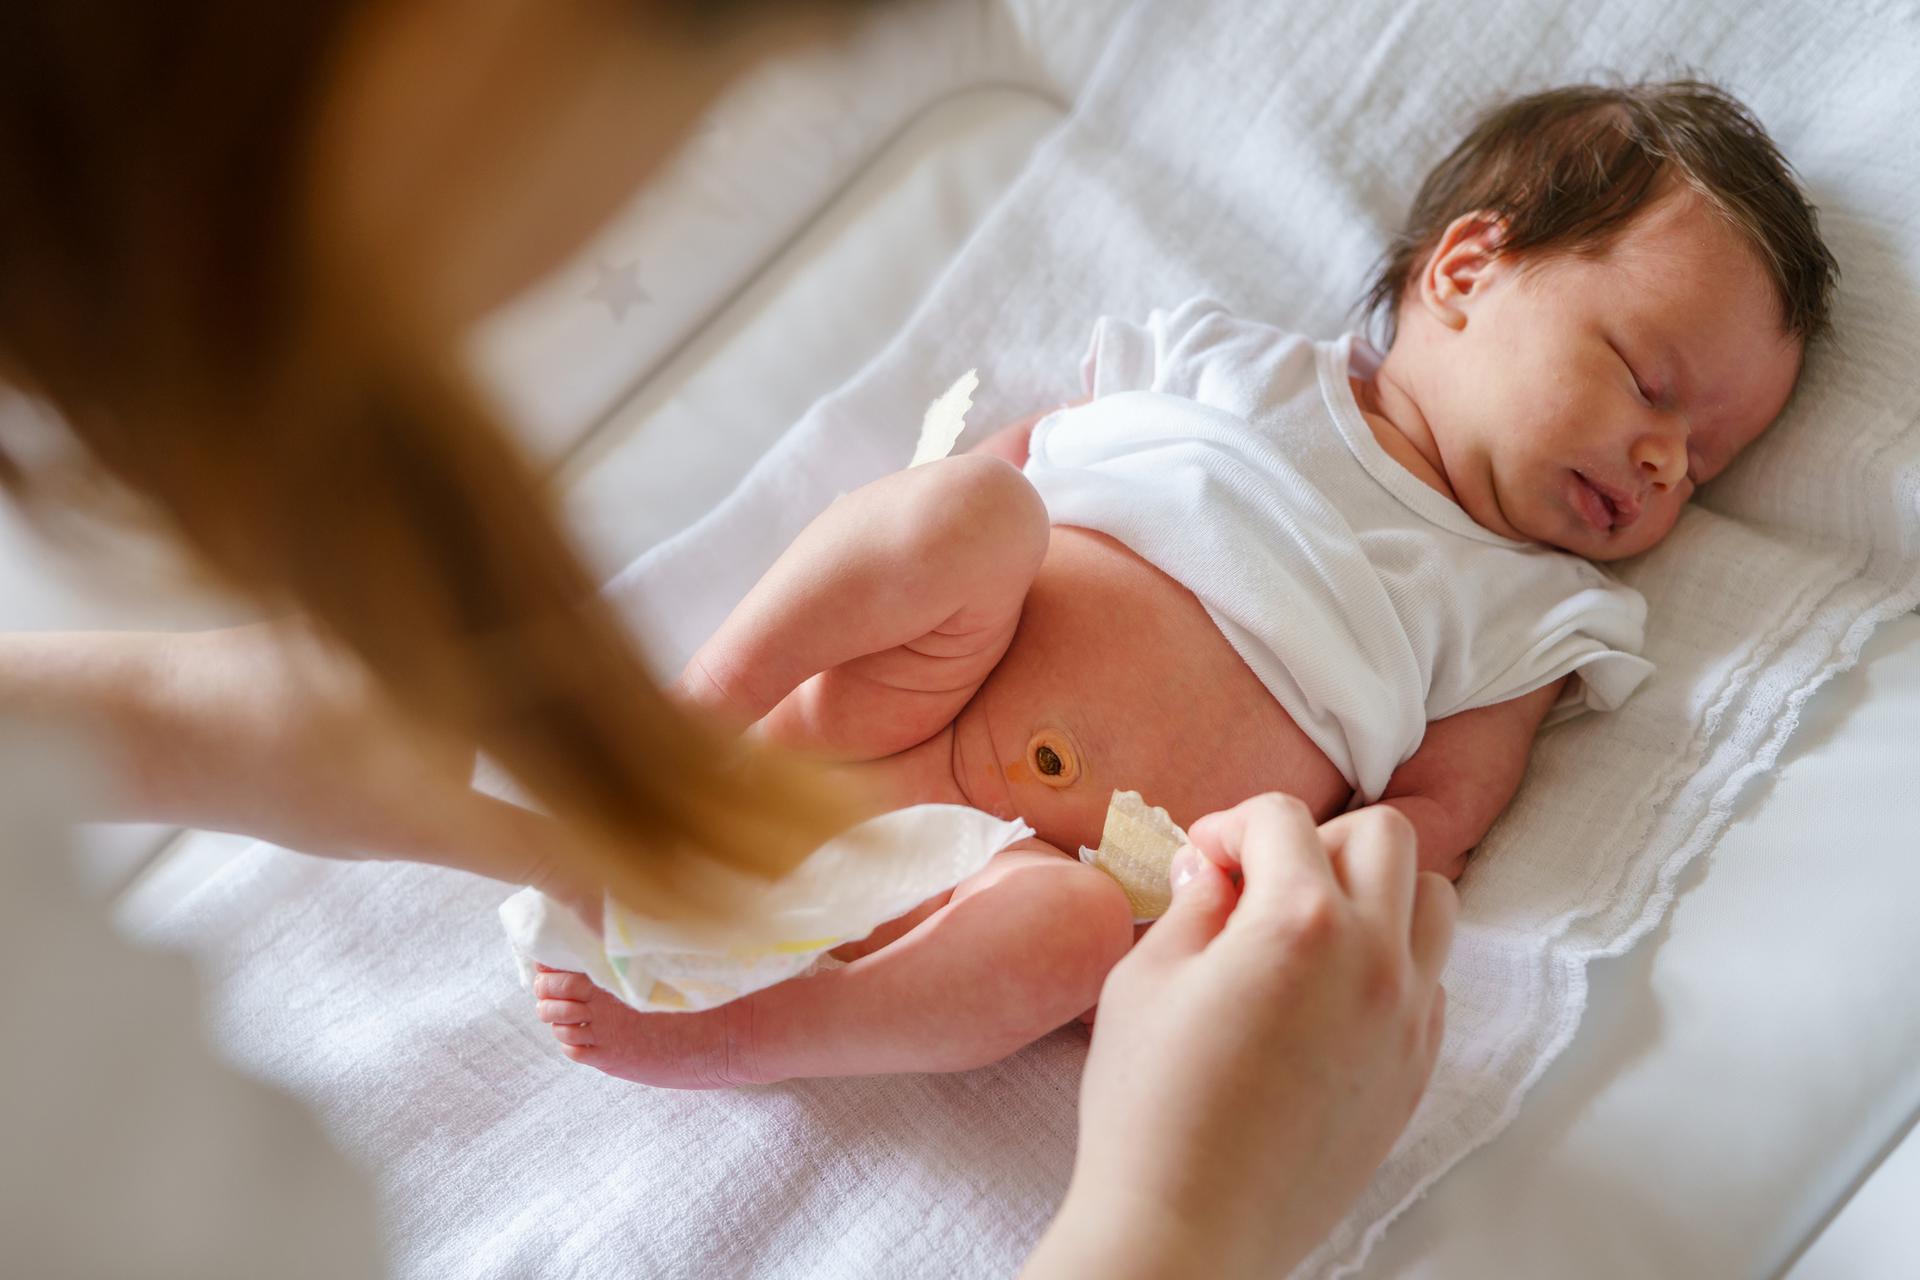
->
xmin=0 ymin=629 xmax=185 ymax=819
xmin=0 ymin=627 xmax=593 ymax=907
xmin=0 ymin=626 xmax=371 ymax=834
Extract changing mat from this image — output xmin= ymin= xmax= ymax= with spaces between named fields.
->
xmin=130 ymin=0 xmax=1920 ymax=1276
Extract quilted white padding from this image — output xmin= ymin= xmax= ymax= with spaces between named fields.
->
xmin=470 ymin=0 xmax=1067 ymax=463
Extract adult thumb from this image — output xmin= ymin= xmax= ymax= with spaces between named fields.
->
xmin=1132 ymin=844 xmax=1239 ymax=963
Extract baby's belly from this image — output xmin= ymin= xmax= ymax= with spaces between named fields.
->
xmin=855 ymin=526 xmax=1352 ymax=854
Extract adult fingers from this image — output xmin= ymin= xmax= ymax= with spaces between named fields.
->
xmin=1190 ymin=793 xmax=1334 ymax=923
xmin=1128 ymin=844 xmax=1239 ymax=964
xmin=1318 ymin=807 xmax=1419 ymax=940
xmin=1408 ymin=871 xmax=1458 ymax=989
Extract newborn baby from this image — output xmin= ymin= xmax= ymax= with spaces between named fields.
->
xmin=536 ymin=78 xmax=1835 ymax=1087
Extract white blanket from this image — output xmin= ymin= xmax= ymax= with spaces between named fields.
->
xmin=134 ymin=0 xmax=1920 ymax=1276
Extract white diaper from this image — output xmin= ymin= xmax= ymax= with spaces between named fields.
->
xmin=501 ymin=804 xmax=1032 ymax=1013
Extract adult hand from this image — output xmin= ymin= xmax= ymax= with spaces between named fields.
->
xmin=1024 ymin=794 xmax=1456 ymax=1280
xmin=156 ymin=626 xmax=599 ymax=909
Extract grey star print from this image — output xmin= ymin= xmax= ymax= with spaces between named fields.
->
xmin=587 ymin=260 xmax=649 ymax=322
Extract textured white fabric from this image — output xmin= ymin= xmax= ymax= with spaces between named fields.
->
xmin=1025 ymin=300 xmax=1651 ymax=800
xmin=124 ymin=0 xmax=1920 ymax=1277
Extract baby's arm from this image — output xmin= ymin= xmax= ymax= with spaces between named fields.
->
xmin=1377 ymin=678 xmax=1567 ymax=880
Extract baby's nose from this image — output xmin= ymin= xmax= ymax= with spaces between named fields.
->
xmin=1629 ymin=434 xmax=1687 ymax=491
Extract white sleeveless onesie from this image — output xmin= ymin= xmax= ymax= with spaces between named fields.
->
xmin=1021 ymin=298 xmax=1653 ymax=801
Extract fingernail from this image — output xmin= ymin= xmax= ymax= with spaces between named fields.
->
xmin=1170 ymin=845 xmax=1202 ymax=890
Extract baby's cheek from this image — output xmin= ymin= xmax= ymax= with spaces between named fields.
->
xmin=1633 ymin=494 xmax=1689 ymax=555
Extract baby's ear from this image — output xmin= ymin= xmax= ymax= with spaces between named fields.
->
xmin=1418 ymin=212 xmax=1510 ymax=331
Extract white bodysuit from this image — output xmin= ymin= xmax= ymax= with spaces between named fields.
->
xmin=1021 ymin=299 xmax=1653 ymax=802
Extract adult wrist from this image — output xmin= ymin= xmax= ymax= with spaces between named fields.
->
xmin=1029 ymin=1166 xmax=1327 ymax=1280
xmin=1025 ymin=1180 xmax=1227 ymax=1280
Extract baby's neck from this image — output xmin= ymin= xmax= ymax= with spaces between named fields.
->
xmin=1348 ymin=362 xmax=1456 ymax=503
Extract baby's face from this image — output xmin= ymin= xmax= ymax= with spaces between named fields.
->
xmin=1401 ymin=188 xmax=1804 ymax=561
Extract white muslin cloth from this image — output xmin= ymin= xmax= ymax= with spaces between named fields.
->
xmin=124 ymin=1 xmax=1920 ymax=1278
xmin=500 ymin=805 xmax=1032 ymax=1013
xmin=1024 ymin=300 xmax=1653 ymax=800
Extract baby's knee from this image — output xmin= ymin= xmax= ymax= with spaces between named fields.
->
xmin=900 ymin=454 xmax=1049 ymax=575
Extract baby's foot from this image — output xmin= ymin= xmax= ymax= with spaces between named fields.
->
xmin=531 ymin=967 xmax=759 ymax=1090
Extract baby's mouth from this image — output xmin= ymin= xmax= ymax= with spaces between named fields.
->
xmin=1569 ymin=470 xmax=1620 ymax=533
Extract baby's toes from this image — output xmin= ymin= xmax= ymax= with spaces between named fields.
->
xmin=549 ymin=1021 xmax=596 ymax=1047
xmin=537 ymin=998 xmax=591 ymax=1026
xmin=532 ymin=970 xmax=596 ymax=1002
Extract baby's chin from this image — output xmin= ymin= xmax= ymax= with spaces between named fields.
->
xmin=1537 ymin=518 xmax=1663 ymax=563
xmin=1564 ymin=537 xmax=1633 ymax=562
xmin=1496 ymin=498 xmax=1616 ymax=561
xmin=1487 ymin=471 xmax=1633 ymax=560
xmin=1464 ymin=472 xmax=1562 ymax=551
xmin=1521 ymin=510 xmax=1621 ymax=560
xmin=1469 ymin=462 xmax=1648 ymax=560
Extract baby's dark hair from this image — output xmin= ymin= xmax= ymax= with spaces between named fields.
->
xmin=1362 ymin=78 xmax=1837 ymax=344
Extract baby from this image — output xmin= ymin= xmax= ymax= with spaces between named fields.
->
xmin=535 ymin=79 xmax=1835 ymax=1087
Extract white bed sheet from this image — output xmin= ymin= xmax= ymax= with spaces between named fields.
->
xmin=13 ymin=0 xmax=1911 ymax=1271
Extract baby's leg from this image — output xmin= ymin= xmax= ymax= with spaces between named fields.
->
xmin=535 ymin=843 xmax=1134 ymax=1087
xmin=678 ymin=454 xmax=1050 ymax=761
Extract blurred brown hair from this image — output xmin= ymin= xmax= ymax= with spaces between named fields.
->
xmin=0 ymin=1 xmax=862 ymax=903
xmin=1363 ymin=78 xmax=1837 ymax=344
